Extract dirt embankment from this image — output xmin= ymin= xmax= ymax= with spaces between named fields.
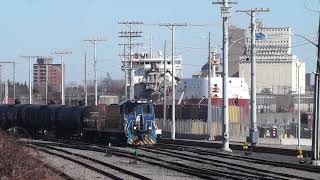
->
xmin=0 ymin=131 xmax=62 ymax=180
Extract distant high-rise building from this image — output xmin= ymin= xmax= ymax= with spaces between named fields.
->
xmin=33 ymin=57 xmax=63 ymax=92
xmin=239 ymin=21 xmax=305 ymax=94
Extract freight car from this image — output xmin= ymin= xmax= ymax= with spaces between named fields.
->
xmin=0 ymin=99 xmax=160 ymax=145
xmin=0 ymin=104 xmax=100 ymax=138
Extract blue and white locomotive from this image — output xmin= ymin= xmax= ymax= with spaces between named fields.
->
xmin=82 ymin=99 xmax=161 ymax=145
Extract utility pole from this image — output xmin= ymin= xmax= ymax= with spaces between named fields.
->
xmin=119 ymin=44 xmax=128 ymax=100
xmin=118 ymin=43 xmax=143 ymax=100
xmin=13 ymin=62 xmax=15 ymax=100
xmin=119 ymin=21 xmax=143 ymax=100
xmin=236 ymin=8 xmax=270 ymax=145
xmin=163 ymin=40 xmax=167 ymax=122
xmin=45 ymin=59 xmax=48 ymax=104
xmin=84 ymin=37 xmax=106 ymax=105
xmin=21 ymin=56 xmax=38 ymax=104
xmin=0 ymin=65 xmax=2 ymax=103
xmin=159 ymin=22 xmax=187 ymax=140
xmin=51 ymin=50 xmax=72 ymax=105
xmin=213 ymin=0 xmax=237 ymax=152
xmin=84 ymin=49 xmax=88 ymax=106
xmin=207 ymin=32 xmax=215 ymax=140
xmin=312 ymin=16 xmax=320 ymax=166
xmin=4 ymin=71 xmax=8 ymax=104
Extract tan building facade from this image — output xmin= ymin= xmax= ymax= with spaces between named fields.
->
xmin=239 ymin=21 xmax=305 ymax=94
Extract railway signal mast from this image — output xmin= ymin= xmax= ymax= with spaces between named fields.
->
xmin=236 ymin=8 xmax=270 ymax=145
xmin=118 ymin=21 xmax=143 ymax=100
xmin=212 ymin=0 xmax=237 ymax=152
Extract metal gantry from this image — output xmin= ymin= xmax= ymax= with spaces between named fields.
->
xmin=236 ymin=8 xmax=270 ymax=145
xmin=21 ymin=55 xmax=39 ymax=104
xmin=84 ymin=37 xmax=106 ymax=105
xmin=159 ymin=22 xmax=187 ymax=140
xmin=51 ymin=50 xmax=72 ymax=105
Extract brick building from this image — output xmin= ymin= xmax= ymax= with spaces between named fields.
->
xmin=33 ymin=57 xmax=63 ymax=92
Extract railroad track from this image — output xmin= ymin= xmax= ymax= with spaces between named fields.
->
xmin=27 ymin=139 xmax=319 ymax=179
xmin=155 ymin=143 xmax=320 ymax=174
xmin=33 ymin=157 xmax=75 ymax=180
xmin=28 ymin=139 xmax=263 ymax=179
xmin=28 ymin=142 xmax=151 ymax=180
xmin=139 ymin=144 xmax=317 ymax=180
xmin=160 ymin=139 xmax=312 ymax=157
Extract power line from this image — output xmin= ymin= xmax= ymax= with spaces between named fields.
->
xmin=118 ymin=20 xmax=143 ymax=100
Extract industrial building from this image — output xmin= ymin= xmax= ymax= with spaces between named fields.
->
xmin=239 ymin=21 xmax=305 ymax=95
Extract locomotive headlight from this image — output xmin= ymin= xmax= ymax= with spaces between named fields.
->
xmin=133 ymin=126 xmax=137 ymax=130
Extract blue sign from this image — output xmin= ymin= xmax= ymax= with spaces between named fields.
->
xmin=255 ymin=32 xmax=266 ymax=40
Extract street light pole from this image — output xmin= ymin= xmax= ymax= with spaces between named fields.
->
xmin=159 ymin=22 xmax=187 ymax=140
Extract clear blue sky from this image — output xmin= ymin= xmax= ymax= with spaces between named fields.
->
xmin=0 ymin=0 xmax=318 ymax=83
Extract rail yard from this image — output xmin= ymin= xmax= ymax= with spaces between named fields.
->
xmin=22 ymin=138 xmax=319 ymax=179
xmin=1 ymin=0 xmax=320 ymax=179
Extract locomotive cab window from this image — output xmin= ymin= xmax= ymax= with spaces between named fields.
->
xmin=126 ymin=104 xmax=134 ymax=114
xmin=135 ymin=105 xmax=143 ymax=115
xmin=143 ymin=105 xmax=152 ymax=114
